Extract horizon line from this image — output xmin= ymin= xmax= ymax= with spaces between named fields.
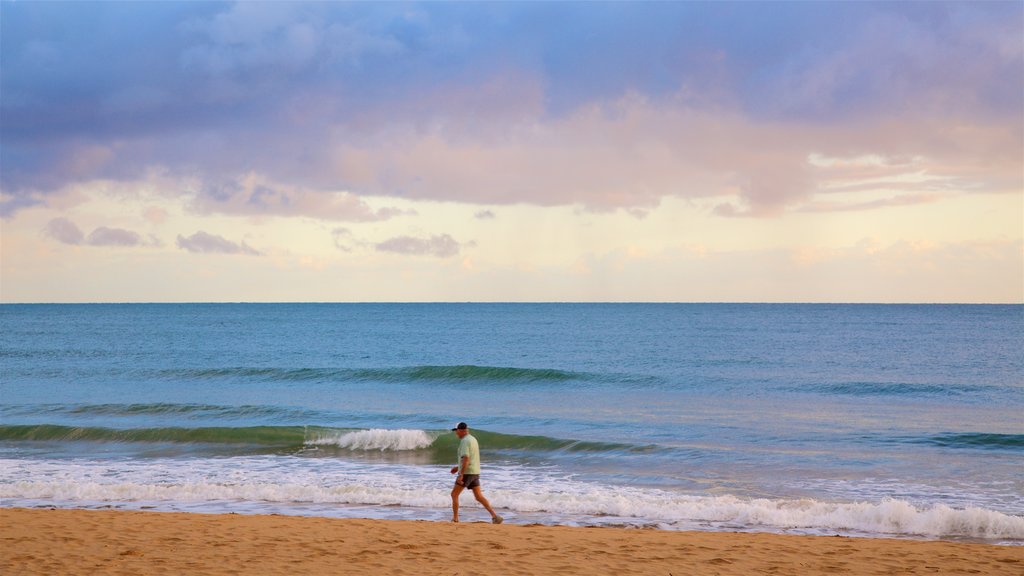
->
xmin=1 ymin=301 xmax=1020 ymax=306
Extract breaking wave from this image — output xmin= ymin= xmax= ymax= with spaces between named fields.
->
xmin=3 ymin=472 xmax=1021 ymax=541
xmin=305 ymin=429 xmax=436 ymax=451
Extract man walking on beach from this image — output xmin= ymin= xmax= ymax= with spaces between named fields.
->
xmin=450 ymin=422 xmax=503 ymax=524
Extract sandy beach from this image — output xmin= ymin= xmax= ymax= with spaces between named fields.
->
xmin=2 ymin=508 xmax=1021 ymax=575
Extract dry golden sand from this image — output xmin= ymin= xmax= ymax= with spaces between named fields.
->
xmin=1 ymin=508 xmax=1022 ymax=575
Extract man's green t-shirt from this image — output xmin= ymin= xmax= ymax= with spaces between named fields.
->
xmin=457 ymin=434 xmax=481 ymax=475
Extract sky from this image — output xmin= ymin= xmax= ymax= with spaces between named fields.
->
xmin=1 ymin=1 xmax=1022 ymax=303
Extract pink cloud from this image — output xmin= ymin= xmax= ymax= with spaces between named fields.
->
xmin=143 ymin=207 xmax=169 ymax=225
xmin=320 ymin=93 xmax=1020 ymax=216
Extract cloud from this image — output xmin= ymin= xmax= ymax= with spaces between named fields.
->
xmin=143 ymin=206 xmax=168 ymax=225
xmin=798 ymin=194 xmax=942 ymax=214
xmin=1 ymin=194 xmax=44 ymax=219
xmin=44 ymin=218 xmax=151 ymax=247
xmin=176 ymin=231 xmax=260 ymax=256
xmin=189 ymin=175 xmax=410 ymax=222
xmin=375 ymin=234 xmax=464 ymax=258
xmin=751 ymin=7 xmax=1024 ymax=121
xmin=331 ymin=227 xmax=360 ymax=252
xmin=474 ymin=210 xmax=496 ymax=220
xmin=178 ymin=2 xmax=405 ymax=78
xmin=86 ymin=226 xmax=144 ymax=247
xmin=1 ymin=2 xmax=1019 ymax=219
xmin=44 ymin=218 xmax=85 ymax=245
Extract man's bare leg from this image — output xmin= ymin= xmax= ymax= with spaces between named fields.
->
xmin=471 ymin=486 xmax=502 ymax=522
xmin=450 ymin=484 xmax=464 ymax=522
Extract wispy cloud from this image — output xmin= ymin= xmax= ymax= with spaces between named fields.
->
xmin=375 ymin=234 xmax=464 ymax=258
xmin=176 ymin=231 xmax=260 ymax=256
xmin=189 ymin=176 xmax=411 ymax=222
xmin=331 ymin=227 xmax=360 ymax=252
xmin=798 ymin=194 xmax=942 ymax=214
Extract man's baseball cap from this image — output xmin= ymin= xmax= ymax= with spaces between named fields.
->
xmin=451 ymin=422 xmax=468 ymax=431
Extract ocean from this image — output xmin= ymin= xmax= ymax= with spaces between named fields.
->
xmin=1 ymin=303 xmax=1021 ymax=543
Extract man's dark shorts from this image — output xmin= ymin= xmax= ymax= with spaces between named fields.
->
xmin=458 ymin=474 xmax=481 ymax=489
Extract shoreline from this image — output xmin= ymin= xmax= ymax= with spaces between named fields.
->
xmin=3 ymin=508 xmax=1021 ymax=575
xmin=3 ymin=501 xmax=1019 ymax=546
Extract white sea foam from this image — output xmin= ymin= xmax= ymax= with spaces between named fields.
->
xmin=2 ymin=457 xmax=1021 ymax=541
xmin=305 ymin=429 xmax=436 ymax=451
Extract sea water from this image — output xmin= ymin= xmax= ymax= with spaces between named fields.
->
xmin=1 ymin=303 xmax=1021 ymax=543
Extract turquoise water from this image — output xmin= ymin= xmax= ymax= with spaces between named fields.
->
xmin=1 ymin=304 xmax=1021 ymax=541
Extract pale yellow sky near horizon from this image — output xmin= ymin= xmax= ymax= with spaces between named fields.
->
xmin=2 ymin=177 xmax=1020 ymax=303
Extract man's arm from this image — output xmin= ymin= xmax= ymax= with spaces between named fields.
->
xmin=454 ymin=455 xmax=469 ymax=484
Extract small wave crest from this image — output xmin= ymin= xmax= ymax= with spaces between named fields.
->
xmin=0 ymin=424 xmax=308 ymax=446
xmin=806 ymin=382 xmax=989 ymax=397
xmin=470 ymin=430 xmax=654 ymax=454
xmin=155 ymin=365 xmax=589 ymax=384
xmin=91 ymin=403 xmax=318 ymax=420
xmin=922 ymin=433 xmax=1024 ymax=450
xmin=399 ymin=365 xmax=583 ymax=382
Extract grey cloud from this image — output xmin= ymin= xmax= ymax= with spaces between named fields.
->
xmin=190 ymin=179 xmax=411 ymax=222
xmin=86 ymin=226 xmax=143 ymax=247
xmin=1 ymin=195 xmax=44 ymax=219
xmin=44 ymin=218 xmax=152 ymax=247
xmin=331 ymin=227 xmax=360 ymax=252
xmin=711 ymin=203 xmax=745 ymax=218
xmin=375 ymin=234 xmax=462 ymax=258
xmin=176 ymin=231 xmax=260 ymax=256
xmin=44 ymin=218 xmax=85 ymax=245
xmin=474 ymin=210 xmax=496 ymax=220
